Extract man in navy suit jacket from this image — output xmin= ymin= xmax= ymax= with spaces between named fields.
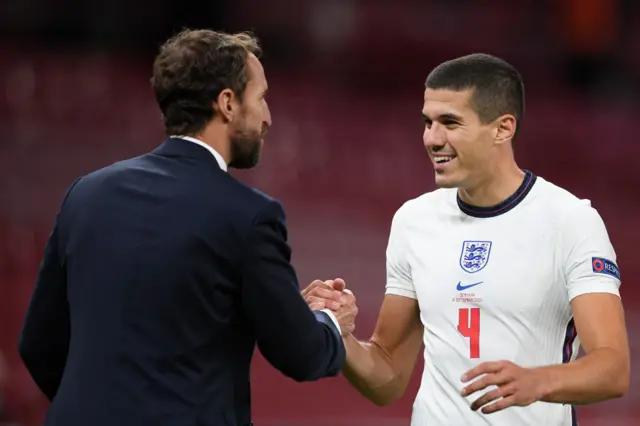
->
xmin=18 ymin=29 xmax=355 ymax=426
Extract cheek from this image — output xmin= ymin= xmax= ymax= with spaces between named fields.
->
xmin=238 ymin=107 xmax=256 ymax=125
xmin=249 ymin=102 xmax=265 ymax=122
xmin=451 ymin=131 xmax=489 ymax=161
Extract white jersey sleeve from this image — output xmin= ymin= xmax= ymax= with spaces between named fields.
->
xmin=563 ymin=202 xmax=621 ymax=301
xmin=385 ymin=208 xmax=416 ymax=299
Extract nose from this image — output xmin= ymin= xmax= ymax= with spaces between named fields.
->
xmin=264 ymin=102 xmax=272 ymax=127
xmin=423 ymin=122 xmax=446 ymax=151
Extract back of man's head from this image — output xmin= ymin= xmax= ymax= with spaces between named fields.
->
xmin=151 ymin=29 xmax=262 ymax=136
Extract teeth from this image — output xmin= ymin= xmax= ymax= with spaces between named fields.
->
xmin=435 ymin=156 xmax=454 ymax=164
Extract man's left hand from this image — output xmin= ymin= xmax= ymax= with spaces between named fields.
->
xmin=460 ymin=360 xmax=550 ymax=414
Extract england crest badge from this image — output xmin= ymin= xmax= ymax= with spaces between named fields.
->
xmin=460 ymin=241 xmax=492 ymax=273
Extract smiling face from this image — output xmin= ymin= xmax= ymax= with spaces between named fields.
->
xmin=422 ymin=88 xmax=501 ymax=189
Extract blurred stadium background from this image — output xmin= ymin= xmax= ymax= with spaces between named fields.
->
xmin=1 ymin=0 xmax=639 ymax=425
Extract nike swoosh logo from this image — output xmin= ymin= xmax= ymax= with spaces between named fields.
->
xmin=457 ymin=281 xmax=483 ymax=291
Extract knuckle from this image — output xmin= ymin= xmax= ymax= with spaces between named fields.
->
xmin=317 ymin=289 xmax=330 ymax=298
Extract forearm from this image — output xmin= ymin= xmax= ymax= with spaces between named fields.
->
xmin=540 ymin=347 xmax=629 ymax=405
xmin=342 ymin=335 xmax=403 ymax=406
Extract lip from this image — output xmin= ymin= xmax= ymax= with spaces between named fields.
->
xmin=432 ymin=155 xmax=457 ymax=170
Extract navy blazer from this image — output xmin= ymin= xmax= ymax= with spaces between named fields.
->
xmin=19 ymin=138 xmax=345 ymax=426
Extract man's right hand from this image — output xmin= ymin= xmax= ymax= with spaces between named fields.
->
xmin=302 ymin=279 xmax=358 ymax=336
xmin=302 ymin=279 xmax=343 ymax=311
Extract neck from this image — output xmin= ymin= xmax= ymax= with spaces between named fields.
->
xmin=458 ymin=162 xmax=525 ymax=207
xmin=188 ymin=125 xmax=231 ymax=165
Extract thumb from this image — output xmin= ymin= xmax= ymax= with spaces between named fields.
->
xmin=331 ymin=278 xmax=346 ymax=292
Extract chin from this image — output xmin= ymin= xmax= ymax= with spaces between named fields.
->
xmin=229 ymin=153 xmax=261 ymax=169
xmin=229 ymin=138 xmax=262 ymax=169
xmin=434 ymin=174 xmax=461 ymax=189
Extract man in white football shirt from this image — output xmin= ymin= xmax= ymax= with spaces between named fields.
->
xmin=303 ymin=53 xmax=630 ymax=425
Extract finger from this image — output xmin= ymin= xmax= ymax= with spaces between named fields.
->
xmin=325 ymin=299 xmax=341 ymax=310
xmin=305 ymin=296 xmax=325 ymax=310
xmin=340 ymin=291 xmax=355 ymax=304
xmin=461 ymin=361 xmax=506 ymax=382
xmin=302 ymin=280 xmax=332 ymax=298
xmin=332 ymin=278 xmax=346 ymax=292
xmin=481 ymin=394 xmax=517 ymax=414
xmin=310 ymin=287 xmax=342 ymax=302
xmin=461 ymin=372 xmax=511 ymax=397
xmin=469 ymin=385 xmax=514 ymax=411
xmin=307 ymin=295 xmax=340 ymax=311
xmin=308 ymin=302 xmax=325 ymax=311
xmin=301 ymin=280 xmax=322 ymax=298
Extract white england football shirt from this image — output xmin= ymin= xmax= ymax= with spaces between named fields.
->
xmin=385 ymin=171 xmax=621 ymax=426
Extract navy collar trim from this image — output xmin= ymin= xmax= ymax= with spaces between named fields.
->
xmin=457 ymin=170 xmax=537 ymax=218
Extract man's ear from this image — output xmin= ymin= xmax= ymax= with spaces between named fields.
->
xmin=494 ymin=114 xmax=517 ymax=145
xmin=215 ymin=89 xmax=236 ymax=122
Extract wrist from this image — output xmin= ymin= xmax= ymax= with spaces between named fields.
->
xmin=319 ymin=308 xmax=341 ymax=335
xmin=535 ymin=366 xmax=562 ymax=402
xmin=342 ymin=333 xmax=358 ymax=349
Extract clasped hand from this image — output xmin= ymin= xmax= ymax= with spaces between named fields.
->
xmin=302 ymin=278 xmax=358 ymax=336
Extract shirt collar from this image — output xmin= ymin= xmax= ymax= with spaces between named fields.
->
xmin=169 ymin=135 xmax=228 ymax=172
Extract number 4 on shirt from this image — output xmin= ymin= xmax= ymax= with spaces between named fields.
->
xmin=458 ymin=308 xmax=480 ymax=358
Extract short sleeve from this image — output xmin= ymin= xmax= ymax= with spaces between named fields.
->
xmin=563 ymin=203 xmax=621 ymax=301
xmin=385 ymin=208 xmax=416 ymax=299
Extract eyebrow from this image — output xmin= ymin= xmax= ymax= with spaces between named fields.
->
xmin=422 ymin=112 xmax=463 ymax=122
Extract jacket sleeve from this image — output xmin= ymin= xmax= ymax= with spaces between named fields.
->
xmin=240 ymin=200 xmax=345 ymax=382
xmin=19 ymin=178 xmax=80 ymax=400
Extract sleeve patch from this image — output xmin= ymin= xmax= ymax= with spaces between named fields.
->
xmin=592 ymin=257 xmax=621 ymax=280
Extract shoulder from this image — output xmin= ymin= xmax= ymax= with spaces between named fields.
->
xmin=71 ymin=154 xmax=285 ymax=229
xmin=533 ymin=177 xmax=587 ymax=208
xmin=531 ymin=177 xmax=597 ymax=222
xmin=526 ymin=177 xmax=612 ymax=252
xmin=393 ymin=187 xmax=456 ymax=227
xmin=70 ymin=155 xmax=149 ymax=189
xmin=224 ymin=178 xmax=285 ymax=221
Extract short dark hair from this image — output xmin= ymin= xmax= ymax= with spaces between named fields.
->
xmin=425 ymin=53 xmax=524 ymax=128
xmin=151 ymin=29 xmax=262 ymax=136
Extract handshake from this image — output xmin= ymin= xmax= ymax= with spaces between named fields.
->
xmin=302 ymin=279 xmax=358 ymax=337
